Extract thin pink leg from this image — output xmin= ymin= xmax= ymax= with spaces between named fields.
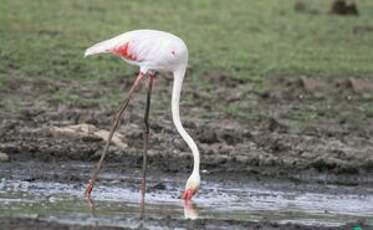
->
xmin=85 ymin=72 xmax=145 ymax=198
xmin=140 ymin=74 xmax=155 ymax=219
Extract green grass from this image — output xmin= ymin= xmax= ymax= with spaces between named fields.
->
xmin=2 ymin=0 xmax=373 ymax=80
xmin=1 ymin=0 xmax=373 ymax=112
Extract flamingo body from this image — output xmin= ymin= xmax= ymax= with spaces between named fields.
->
xmin=85 ymin=30 xmax=188 ymax=74
xmin=85 ymin=30 xmax=200 ymax=201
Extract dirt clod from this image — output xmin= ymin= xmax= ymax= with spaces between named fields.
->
xmin=0 ymin=152 xmax=9 ymax=162
xmin=348 ymin=78 xmax=373 ymax=94
xmin=50 ymin=124 xmax=128 ymax=149
xmin=330 ymin=0 xmax=359 ymax=16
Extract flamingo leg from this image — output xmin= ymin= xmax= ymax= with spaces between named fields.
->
xmin=85 ymin=72 xmax=145 ymax=199
xmin=140 ymin=74 xmax=155 ymax=219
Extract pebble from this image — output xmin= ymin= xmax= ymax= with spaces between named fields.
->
xmin=0 ymin=152 xmax=9 ymax=162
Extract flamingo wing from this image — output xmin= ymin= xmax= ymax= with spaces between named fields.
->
xmin=85 ymin=30 xmax=187 ymax=73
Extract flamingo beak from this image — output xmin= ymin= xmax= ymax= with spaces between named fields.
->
xmin=182 ymin=188 xmax=196 ymax=200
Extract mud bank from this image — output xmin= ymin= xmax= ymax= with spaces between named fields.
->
xmin=1 ymin=110 xmax=373 ymax=187
xmin=0 ymin=217 xmax=362 ymax=230
xmin=0 ymin=161 xmax=371 ymax=229
xmin=1 ymin=74 xmax=373 ymax=181
xmin=0 ymin=73 xmax=373 ymax=228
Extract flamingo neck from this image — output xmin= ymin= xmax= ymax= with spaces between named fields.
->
xmin=172 ymin=67 xmax=200 ymax=175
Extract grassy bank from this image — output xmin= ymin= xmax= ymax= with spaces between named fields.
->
xmin=1 ymin=0 xmax=373 ymax=116
xmin=2 ymin=0 xmax=373 ymax=80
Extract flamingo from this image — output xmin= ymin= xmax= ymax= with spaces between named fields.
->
xmin=83 ymin=30 xmax=201 ymax=209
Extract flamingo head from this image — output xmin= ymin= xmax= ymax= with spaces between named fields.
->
xmin=182 ymin=173 xmax=200 ymax=201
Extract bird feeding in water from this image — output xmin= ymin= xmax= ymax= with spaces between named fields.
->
xmin=84 ymin=30 xmax=201 ymax=206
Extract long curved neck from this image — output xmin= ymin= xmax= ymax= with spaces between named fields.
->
xmin=172 ymin=66 xmax=200 ymax=175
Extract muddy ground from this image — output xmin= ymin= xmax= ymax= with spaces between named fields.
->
xmin=0 ymin=72 xmax=373 ymax=229
xmin=0 ymin=217 xmax=360 ymax=230
xmin=0 ymin=217 xmax=364 ymax=230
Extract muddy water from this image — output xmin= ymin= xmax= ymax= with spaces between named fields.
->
xmin=0 ymin=163 xmax=372 ymax=229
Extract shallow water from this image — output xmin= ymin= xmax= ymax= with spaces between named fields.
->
xmin=0 ymin=167 xmax=372 ymax=229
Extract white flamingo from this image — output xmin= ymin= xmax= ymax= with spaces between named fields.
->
xmin=84 ymin=30 xmax=201 ymax=213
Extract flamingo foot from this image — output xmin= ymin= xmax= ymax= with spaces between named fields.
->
xmin=85 ymin=180 xmax=94 ymax=198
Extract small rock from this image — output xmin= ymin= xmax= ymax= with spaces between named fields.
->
xmin=348 ymin=78 xmax=373 ymax=94
xmin=300 ymin=76 xmax=324 ymax=93
xmin=50 ymin=123 xmax=128 ymax=149
xmin=294 ymin=1 xmax=306 ymax=12
xmin=198 ymin=128 xmax=219 ymax=144
xmin=149 ymin=182 xmax=166 ymax=191
xmin=267 ymin=117 xmax=288 ymax=133
xmin=294 ymin=0 xmax=319 ymax=15
xmin=0 ymin=152 xmax=9 ymax=162
xmin=330 ymin=0 xmax=359 ymax=16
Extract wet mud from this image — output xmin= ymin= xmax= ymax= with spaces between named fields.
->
xmin=0 ymin=162 xmax=371 ymax=229
xmin=0 ymin=73 xmax=373 ymax=228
